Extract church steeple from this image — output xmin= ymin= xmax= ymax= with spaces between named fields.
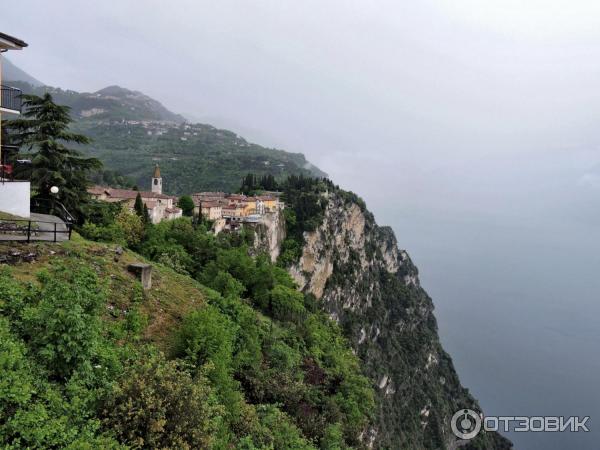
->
xmin=152 ymin=164 xmax=162 ymax=194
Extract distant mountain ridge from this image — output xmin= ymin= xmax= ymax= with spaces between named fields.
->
xmin=5 ymin=80 xmax=186 ymax=124
xmin=2 ymin=57 xmax=43 ymax=87
xmin=2 ymin=62 xmax=326 ymax=193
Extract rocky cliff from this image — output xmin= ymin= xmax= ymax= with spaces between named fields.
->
xmin=251 ymin=210 xmax=287 ymax=262
xmin=269 ymin=190 xmax=512 ymax=449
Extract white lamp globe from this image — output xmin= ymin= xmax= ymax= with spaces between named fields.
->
xmin=50 ymin=186 xmax=59 ymax=194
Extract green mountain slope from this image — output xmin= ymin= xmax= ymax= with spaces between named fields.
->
xmin=0 ymin=232 xmax=372 ymax=449
xmin=4 ymin=73 xmax=326 ymax=193
xmin=72 ymin=118 xmax=325 ymax=194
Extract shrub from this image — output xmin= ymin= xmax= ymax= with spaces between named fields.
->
xmin=209 ymin=271 xmax=246 ymax=298
xmin=175 ymin=305 xmax=236 ymax=370
xmin=114 ymin=207 xmax=145 ymax=247
xmin=269 ymin=285 xmax=306 ymax=322
xmin=175 ymin=306 xmax=245 ymax=425
xmin=0 ymin=318 xmax=34 ymax=418
xmin=101 ymin=354 xmax=222 ymax=449
xmin=155 ymin=245 xmax=193 ymax=275
xmin=79 ymin=221 xmax=126 ymax=245
xmin=22 ymin=267 xmax=104 ymax=379
xmin=256 ymin=405 xmax=316 ymax=450
xmin=321 ymin=423 xmax=344 ymax=450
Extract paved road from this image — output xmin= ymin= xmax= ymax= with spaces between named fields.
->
xmin=0 ymin=213 xmax=70 ymax=242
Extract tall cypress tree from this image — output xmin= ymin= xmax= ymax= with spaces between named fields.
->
xmin=134 ymin=192 xmax=146 ymax=222
xmin=6 ymin=93 xmax=101 ymax=218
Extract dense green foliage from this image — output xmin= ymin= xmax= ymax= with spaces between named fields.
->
xmin=0 ymin=266 xmax=126 ymax=448
xmin=1 ymin=207 xmax=374 ymax=448
xmin=101 ymin=354 xmax=222 ymax=449
xmin=177 ymin=195 xmax=195 ymax=217
xmin=5 ymin=93 xmax=101 ymax=219
xmin=240 ymin=173 xmax=279 ymax=193
xmin=89 ymin=169 xmax=133 ymax=189
xmin=135 ymin=218 xmax=375 ymax=447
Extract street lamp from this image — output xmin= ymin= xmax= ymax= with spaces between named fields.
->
xmin=49 ymin=186 xmax=59 ymax=215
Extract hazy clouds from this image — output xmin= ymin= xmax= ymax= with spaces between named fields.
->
xmin=4 ymin=0 xmax=600 ymax=223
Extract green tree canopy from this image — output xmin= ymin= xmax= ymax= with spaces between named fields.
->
xmin=177 ymin=195 xmax=195 ymax=217
xmin=6 ymin=93 xmax=101 ymax=218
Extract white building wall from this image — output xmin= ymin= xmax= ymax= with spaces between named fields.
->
xmin=0 ymin=182 xmax=30 ymax=218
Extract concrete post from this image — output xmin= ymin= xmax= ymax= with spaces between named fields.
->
xmin=128 ymin=263 xmax=152 ymax=290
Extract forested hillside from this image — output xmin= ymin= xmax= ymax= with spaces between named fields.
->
xmin=0 ymin=230 xmax=372 ymax=449
xmin=4 ymin=74 xmax=325 ymax=193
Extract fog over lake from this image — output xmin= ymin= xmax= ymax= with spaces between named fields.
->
xmin=6 ymin=1 xmax=600 ymax=448
xmin=326 ymin=152 xmax=600 ymax=449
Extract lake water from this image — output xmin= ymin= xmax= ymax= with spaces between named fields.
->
xmin=321 ymin=151 xmax=600 ymax=450
xmin=385 ymin=206 xmax=600 ymax=449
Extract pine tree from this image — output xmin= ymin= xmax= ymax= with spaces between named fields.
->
xmin=6 ymin=93 xmax=101 ymax=218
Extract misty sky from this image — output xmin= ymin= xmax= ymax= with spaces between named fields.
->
xmin=4 ymin=0 xmax=600 ymax=225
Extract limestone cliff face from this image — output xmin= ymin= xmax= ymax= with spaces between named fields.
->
xmin=251 ymin=210 xmax=286 ymax=262
xmin=284 ymin=191 xmax=512 ymax=450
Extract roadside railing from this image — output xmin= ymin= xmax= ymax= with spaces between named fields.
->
xmin=31 ymin=198 xmax=76 ymax=224
xmin=0 ymin=197 xmax=80 ymax=242
xmin=0 ymin=85 xmax=23 ymax=113
xmin=0 ymin=217 xmax=72 ymax=242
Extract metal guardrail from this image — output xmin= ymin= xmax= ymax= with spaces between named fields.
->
xmin=30 ymin=198 xmax=76 ymax=224
xmin=0 ymin=218 xmax=73 ymax=242
xmin=0 ymin=85 xmax=23 ymax=113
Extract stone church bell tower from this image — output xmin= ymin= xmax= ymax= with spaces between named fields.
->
xmin=152 ymin=164 xmax=162 ymax=195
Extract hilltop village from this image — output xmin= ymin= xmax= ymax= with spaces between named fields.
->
xmin=88 ymin=164 xmax=283 ymax=232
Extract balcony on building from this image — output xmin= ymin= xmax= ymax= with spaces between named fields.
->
xmin=0 ymin=84 xmax=23 ymax=114
xmin=0 ymin=31 xmax=29 ymax=218
xmin=0 ymin=32 xmax=27 ymax=115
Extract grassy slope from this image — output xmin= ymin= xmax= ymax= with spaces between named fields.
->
xmin=2 ymin=231 xmax=373 ymax=449
xmin=6 ymin=234 xmax=206 ymax=353
xmin=0 ymin=212 xmax=27 ymax=220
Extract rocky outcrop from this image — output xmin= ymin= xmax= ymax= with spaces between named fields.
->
xmin=251 ymin=210 xmax=286 ymax=262
xmin=286 ymin=191 xmax=512 ymax=450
